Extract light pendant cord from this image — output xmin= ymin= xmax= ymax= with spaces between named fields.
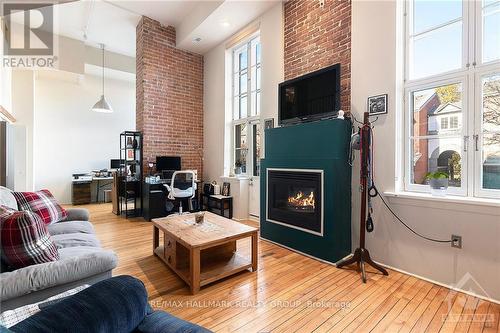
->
xmin=102 ymin=44 xmax=105 ymax=96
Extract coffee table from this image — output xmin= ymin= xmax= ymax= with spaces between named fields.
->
xmin=152 ymin=212 xmax=258 ymax=294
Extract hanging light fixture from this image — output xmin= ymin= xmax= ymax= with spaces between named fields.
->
xmin=92 ymin=43 xmax=113 ymax=113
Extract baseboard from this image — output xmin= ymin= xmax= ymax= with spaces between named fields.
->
xmin=259 ymin=236 xmax=338 ymax=266
xmin=258 ymin=238 xmax=500 ymax=305
xmin=248 ymin=215 xmax=259 ymax=222
xmin=374 ymin=261 xmax=500 ymax=305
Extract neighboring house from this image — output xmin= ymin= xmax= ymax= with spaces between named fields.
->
xmin=412 ymin=92 xmax=462 ymax=185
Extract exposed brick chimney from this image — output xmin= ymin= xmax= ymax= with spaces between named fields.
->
xmin=136 ymin=16 xmax=204 ymax=176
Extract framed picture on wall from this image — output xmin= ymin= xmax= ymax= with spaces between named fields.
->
xmin=264 ymin=118 xmax=274 ymax=130
xmin=367 ymin=94 xmax=388 ymax=116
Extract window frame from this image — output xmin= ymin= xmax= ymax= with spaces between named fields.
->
xmin=473 ymin=66 xmax=500 ymax=198
xmin=404 ymin=76 xmax=469 ymax=196
xmin=230 ymin=34 xmax=262 ymax=177
xmin=403 ymin=0 xmax=500 ymax=199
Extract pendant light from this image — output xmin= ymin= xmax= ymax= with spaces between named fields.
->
xmin=92 ymin=43 xmax=113 ymax=113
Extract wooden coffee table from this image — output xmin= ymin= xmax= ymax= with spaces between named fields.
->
xmin=152 ymin=212 xmax=258 ymax=294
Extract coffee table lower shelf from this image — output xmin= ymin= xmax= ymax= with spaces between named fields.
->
xmin=154 ymin=245 xmax=253 ymax=289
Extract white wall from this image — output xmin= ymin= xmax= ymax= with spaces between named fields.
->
xmin=203 ymin=3 xmax=284 ymax=182
xmin=351 ymin=0 xmax=500 ymax=302
xmin=33 ymin=70 xmax=135 ymax=203
xmin=11 ymin=70 xmax=35 ymax=191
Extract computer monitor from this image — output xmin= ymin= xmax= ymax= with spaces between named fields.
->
xmin=110 ymin=159 xmax=122 ymax=169
xmin=156 ymin=156 xmax=181 ymax=172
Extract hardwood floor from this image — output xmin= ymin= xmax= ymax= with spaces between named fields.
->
xmin=85 ymin=203 xmax=500 ymax=333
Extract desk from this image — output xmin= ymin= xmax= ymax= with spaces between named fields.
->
xmin=72 ymin=175 xmax=113 ymax=204
xmin=143 ymin=179 xmax=203 ymax=220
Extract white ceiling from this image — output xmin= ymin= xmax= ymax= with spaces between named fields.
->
xmin=52 ymin=1 xmax=141 ymax=57
xmin=106 ymin=1 xmax=205 ymax=27
xmin=10 ymin=0 xmax=281 ymax=57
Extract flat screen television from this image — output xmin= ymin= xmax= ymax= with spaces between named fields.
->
xmin=278 ymin=63 xmax=341 ymax=126
xmin=156 ymin=156 xmax=181 ymax=172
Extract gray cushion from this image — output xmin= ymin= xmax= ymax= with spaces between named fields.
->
xmin=62 ymin=208 xmax=89 ymax=222
xmin=0 ymin=186 xmax=17 ymax=210
xmin=0 ymin=248 xmax=118 ymax=301
xmin=51 ymin=233 xmax=101 ymax=249
xmin=48 ymin=221 xmax=94 ymax=235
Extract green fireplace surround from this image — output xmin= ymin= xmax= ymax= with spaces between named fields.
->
xmin=260 ymin=119 xmax=352 ymax=263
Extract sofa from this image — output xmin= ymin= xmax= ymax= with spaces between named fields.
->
xmin=5 ymin=275 xmax=211 ymax=333
xmin=0 ymin=186 xmax=118 ymax=311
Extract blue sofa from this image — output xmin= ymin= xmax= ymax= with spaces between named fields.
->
xmin=6 ymin=275 xmax=211 ymax=333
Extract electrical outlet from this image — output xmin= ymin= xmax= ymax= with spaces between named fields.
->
xmin=451 ymin=235 xmax=462 ymax=249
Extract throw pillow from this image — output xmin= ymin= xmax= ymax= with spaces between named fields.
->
xmin=1 ymin=210 xmax=60 ymax=269
xmin=12 ymin=190 xmax=67 ymax=225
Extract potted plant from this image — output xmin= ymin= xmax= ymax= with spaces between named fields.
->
xmin=425 ymin=171 xmax=449 ymax=196
xmin=234 ymin=160 xmax=242 ymax=175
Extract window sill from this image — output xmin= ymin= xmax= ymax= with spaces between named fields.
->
xmin=221 ymin=175 xmax=251 ymax=181
xmin=383 ymin=191 xmax=500 ymax=216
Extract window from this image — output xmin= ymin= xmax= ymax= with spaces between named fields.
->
xmin=404 ymin=0 xmax=500 ymax=198
xmin=440 ymin=117 xmax=449 ymax=130
xmin=231 ymin=35 xmax=262 ymax=176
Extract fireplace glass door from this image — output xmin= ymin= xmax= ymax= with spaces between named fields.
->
xmin=267 ymin=169 xmax=323 ymax=235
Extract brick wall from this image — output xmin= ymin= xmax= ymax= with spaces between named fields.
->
xmin=136 ymin=17 xmax=204 ymax=176
xmin=284 ymin=0 xmax=351 ymax=112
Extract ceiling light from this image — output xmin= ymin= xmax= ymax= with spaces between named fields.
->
xmin=220 ymin=21 xmax=230 ymax=28
xmin=193 ymin=37 xmax=202 ymax=43
xmin=91 ymin=44 xmax=113 ymax=113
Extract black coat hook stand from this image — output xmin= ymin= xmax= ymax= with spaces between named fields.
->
xmin=336 ymin=112 xmax=388 ymax=283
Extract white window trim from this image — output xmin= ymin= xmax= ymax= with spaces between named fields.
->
xmin=230 ymin=33 xmax=261 ymax=177
xmin=474 ymin=66 xmax=500 ymax=199
xmin=404 ymin=76 xmax=469 ymax=196
xmin=403 ymin=0 xmax=500 ymax=199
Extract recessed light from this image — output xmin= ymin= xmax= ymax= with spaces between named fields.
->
xmin=193 ymin=37 xmax=202 ymax=43
xmin=220 ymin=21 xmax=230 ymax=28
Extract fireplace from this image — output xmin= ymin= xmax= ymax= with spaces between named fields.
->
xmin=267 ymin=168 xmax=323 ymax=236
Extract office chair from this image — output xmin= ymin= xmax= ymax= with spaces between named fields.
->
xmin=164 ymin=171 xmax=197 ymax=214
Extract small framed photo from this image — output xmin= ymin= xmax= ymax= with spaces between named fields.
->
xmin=222 ymin=182 xmax=230 ymax=196
xmin=264 ymin=118 xmax=274 ymax=130
xmin=367 ymin=94 xmax=388 ymax=116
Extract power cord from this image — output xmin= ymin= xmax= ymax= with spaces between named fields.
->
xmin=368 ymin=185 xmax=453 ymax=243
xmin=365 ymin=123 xmax=453 ymax=244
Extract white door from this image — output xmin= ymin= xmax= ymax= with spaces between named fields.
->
xmin=248 ymin=121 xmax=261 ymax=218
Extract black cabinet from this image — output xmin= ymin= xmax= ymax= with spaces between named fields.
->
xmin=202 ymin=194 xmax=233 ymax=219
xmin=142 ymin=182 xmax=167 ymax=221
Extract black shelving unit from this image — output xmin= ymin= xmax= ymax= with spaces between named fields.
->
xmin=119 ymin=131 xmax=143 ymax=218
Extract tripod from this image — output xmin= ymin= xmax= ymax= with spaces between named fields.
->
xmin=336 ymin=112 xmax=388 ymax=283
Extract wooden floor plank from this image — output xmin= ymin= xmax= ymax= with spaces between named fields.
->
xmin=468 ymin=299 xmax=491 ymax=333
xmin=482 ymin=303 xmax=500 ymax=333
xmin=351 ymin=276 xmax=420 ymax=332
xmin=453 ymin=295 xmax=479 ymax=333
xmin=329 ymin=273 xmax=409 ymax=333
xmin=76 ymin=203 xmax=500 ymax=333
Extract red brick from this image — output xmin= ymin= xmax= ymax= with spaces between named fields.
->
xmin=284 ymin=0 xmax=351 ymax=112
xmin=136 ymin=17 xmax=204 ymax=176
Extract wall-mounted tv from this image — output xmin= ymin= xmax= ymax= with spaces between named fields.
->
xmin=278 ymin=64 xmax=341 ymax=126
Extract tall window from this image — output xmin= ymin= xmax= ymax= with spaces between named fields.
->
xmin=232 ymin=35 xmax=261 ymax=176
xmin=405 ymin=0 xmax=500 ymax=198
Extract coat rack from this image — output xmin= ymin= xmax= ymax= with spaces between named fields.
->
xmin=336 ymin=112 xmax=388 ymax=283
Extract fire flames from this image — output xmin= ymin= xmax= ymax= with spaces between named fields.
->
xmin=288 ymin=191 xmax=315 ymax=209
